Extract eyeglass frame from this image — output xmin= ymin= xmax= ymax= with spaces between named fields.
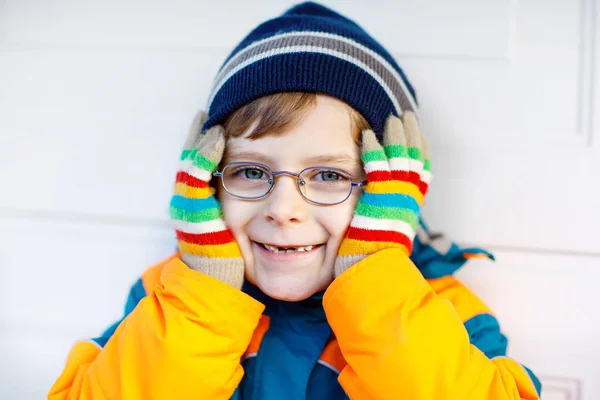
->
xmin=213 ymin=161 xmax=366 ymax=206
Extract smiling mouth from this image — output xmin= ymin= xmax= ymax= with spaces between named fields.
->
xmin=254 ymin=241 xmax=324 ymax=254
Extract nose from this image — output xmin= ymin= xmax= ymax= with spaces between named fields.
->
xmin=263 ymin=174 xmax=309 ymax=226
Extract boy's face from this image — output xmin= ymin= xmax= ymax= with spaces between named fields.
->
xmin=218 ymin=95 xmax=363 ymax=301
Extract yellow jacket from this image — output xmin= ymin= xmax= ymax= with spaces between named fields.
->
xmin=49 ymin=249 xmax=541 ymax=399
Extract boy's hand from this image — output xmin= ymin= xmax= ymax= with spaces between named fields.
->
xmin=170 ymin=110 xmax=245 ymax=289
xmin=334 ymin=112 xmax=431 ymax=277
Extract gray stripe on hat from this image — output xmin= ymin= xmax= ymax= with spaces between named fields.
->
xmin=209 ymin=32 xmax=416 ymax=114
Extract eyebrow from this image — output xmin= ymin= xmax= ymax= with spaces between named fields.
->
xmin=225 ymin=150 xmax=361 ymax=167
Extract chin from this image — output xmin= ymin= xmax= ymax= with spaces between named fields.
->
xmin=251 ymin=271 xmax=332 ymax=302
xmin=263 ymin=286 xmax=316 ymax=302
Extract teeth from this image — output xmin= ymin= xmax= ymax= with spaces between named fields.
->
xmin=263 ymin=244 xmax=280 ymax=253
xmin=262 ymin=244 xmax=316 ymax=253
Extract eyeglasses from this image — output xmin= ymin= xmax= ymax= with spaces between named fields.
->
xmin=213 ymin=162 xmax=365 ymax=205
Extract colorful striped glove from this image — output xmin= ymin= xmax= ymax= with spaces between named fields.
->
xmin=170 ymin=110 xmax=245 ymax=289
xmin=335 ymin=112 xmax=431 ymax=277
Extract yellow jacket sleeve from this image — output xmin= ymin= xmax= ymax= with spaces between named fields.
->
xmin=48 ymin=256 xmax=265 ymax=400
xmin=323 ymin=248 xmax=541 ymax=400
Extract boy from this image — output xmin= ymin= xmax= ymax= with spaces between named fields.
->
xmin=49 ymin=2 xmax=542 ymax=399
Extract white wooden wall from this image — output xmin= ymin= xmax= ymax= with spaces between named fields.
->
xmin=1 ymin=1 xmax=598 ymax=399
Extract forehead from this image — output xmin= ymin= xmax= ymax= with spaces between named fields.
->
xmin=225 ymin=96 xmax=359 ymax=167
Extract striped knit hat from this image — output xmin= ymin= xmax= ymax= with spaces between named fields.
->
xmin=202 ymin=1 xmax=418 ymax=140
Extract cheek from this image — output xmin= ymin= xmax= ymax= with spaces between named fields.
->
xmin=218 ymin=191 xmax=257 ymax=269
xmin=319 ymin=191 xmax=360 ymax=239
xmin=218 ymin=191 xmax=252 ymax=232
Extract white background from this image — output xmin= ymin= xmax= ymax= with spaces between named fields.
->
xmin=1 ymin=0 xmax=598 ymax=399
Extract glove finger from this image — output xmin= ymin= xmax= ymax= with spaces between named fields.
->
xmin=179 ymin=124 xmax=225 ymax=186
xmin=183 ymin=109 xmax=210 ymax=150
xmin=196 ymin=124 xmax=226 ymax=170
xmin=175 ymin=116 xmax=224 ymax=203
xmin=383 ymin=115 xmax=410 ymax=172
xmin=383 ymin=114 xmax=422 ymax=189
xmin=362 ymin=128 xmax=391 ymax=183
xmin=383 ymin=114 xmax=407 ymax=148
xmin=419 ymin=132 xmax=432 ymax=196
xmin=403 ymin=112 xmax=425 ymax=177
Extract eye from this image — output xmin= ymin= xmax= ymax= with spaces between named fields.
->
xmin=243 ymin=168 xmax=266 ymax=180
xmin=315 ymin=171 xmax=341 ymax=181
xmin=308 ymin=169 xmax=352 ymax=183
xmin=225 ymin=163 xmax=271 ymax=183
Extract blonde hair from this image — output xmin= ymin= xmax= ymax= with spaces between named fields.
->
xmin=223 ymin=92 xmax=370 ymax=143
